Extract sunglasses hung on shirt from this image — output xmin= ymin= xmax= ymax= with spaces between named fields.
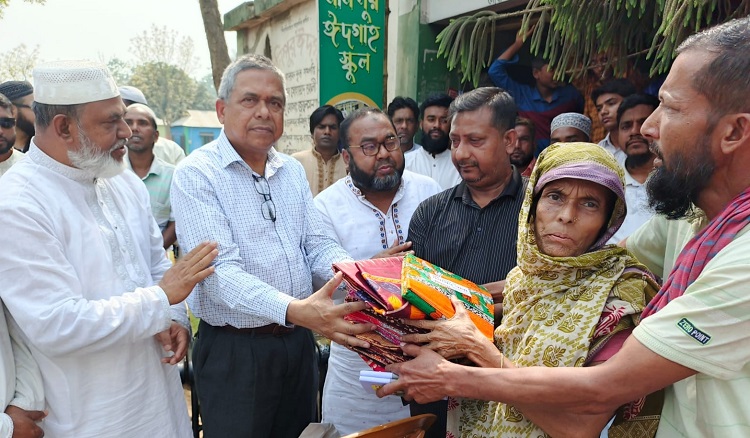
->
xmin=0 ymin=118 xmax=15 ymax=129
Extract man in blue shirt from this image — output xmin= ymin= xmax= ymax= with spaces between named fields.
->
xmin=488 ymin=29 xmax=583 ymax=153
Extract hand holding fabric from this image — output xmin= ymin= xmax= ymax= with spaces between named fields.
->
xmin=159 ymin=241 xmax=218 ymax=305
xmin=286 ymin=272 xmax=375 ymax=348
xmin=5 ymin=406 xmax=45 ymax=438
xmin=401 ymin=296 xmax=486 ymax=360
xmin=155 ymin=322 xmax=190 ymax=365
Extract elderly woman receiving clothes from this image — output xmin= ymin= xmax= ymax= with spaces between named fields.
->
xmin=402 ymin=142 xmax=660 ymax=438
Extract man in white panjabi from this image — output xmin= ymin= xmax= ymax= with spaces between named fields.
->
xmin=0 ymin=307 xmax=45 ymax=438
xmin=315 ymin=108 xmax=442 ymax=434
xmin=0 ymin=60 xmax=217 ymax=438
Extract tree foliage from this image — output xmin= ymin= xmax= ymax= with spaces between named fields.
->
xmin=0 ymin=44 xmax=39 ymax=81
xmin=130 ymin=24 xmax=198 ymax=75
xmin=130 ymin=62 xmax=197 ymax=128
xmin=0 ymin=0 xmax=44 ymax=19
xmin=437 ymin=0 xmax=750 ymax=86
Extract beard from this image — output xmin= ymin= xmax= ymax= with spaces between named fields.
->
xmin=646 ymin=139 xmax=713 ymax=220
xmin=68 ymin=129 xmax=126 ymax=179
xmin=420 ymin=129 xmax=450 ymax=155
xmin=15 ymin=112 xmax=34 ymax=152
xmin=509 ymin=150 xmax=534 ymax=169
xmin=348 ymin=156 xmax=404 ymax=192
xmin=0 ymin=133 xmax=15 ymax=155
xmin=624 ymin=150 xmax=654 ymax=169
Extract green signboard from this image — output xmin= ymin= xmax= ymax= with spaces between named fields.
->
xmin=319 ymin=0 xmax=384 ymax=113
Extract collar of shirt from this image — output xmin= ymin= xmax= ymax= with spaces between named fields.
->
xmin=310 ymin=146 xmax=341 ymax=162
xmin=216 ymin=130 xmax=285 ymax=178
xmin=28 ymin=141 xmax=97 ymax=183
xmin=530 ymin=86 xmax=561 ymax=104
xmin=343 ymin=174 xmax=406 ymax=209
xmin=126 ymin=154 xmax=169 ymax=180
xmin=453 ymin=167 xmax=524 ymax=208
xmin=624 ymin=167 xmax=643 ymax=188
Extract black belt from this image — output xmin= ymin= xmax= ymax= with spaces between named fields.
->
xmin=218 ymin=323 xmax=295 ymax=336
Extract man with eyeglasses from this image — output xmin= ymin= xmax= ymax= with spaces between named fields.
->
xmin=0 ymin=93 xmax=25 ymax=177
xmin=0 ymin=81 xmax=35 ymax=153
xmin=171 ymin=54 xmax=379 ymax=438
xmin=405 ymin=94 xmax=462 ymax=190
xmin=314 ymin=108 xmax=441 ymax=434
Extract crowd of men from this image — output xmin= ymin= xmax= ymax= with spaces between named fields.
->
xmin=0 ymin=15 xmax=748 ymax=438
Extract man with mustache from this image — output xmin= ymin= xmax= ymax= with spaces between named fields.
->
xmin=313 ymin=108 xmax=441 ymax=435
xmin=405 ymin=94 xmax=461 ymax=190
xmin=607 ymin=94 xmax=659 ymax=244
xmin=171 ymin=54 xmax=378 ymax=438
xmin=406 ymin=87 xmax=526 ymax=438
xmin=380 ymin=17 xmax=750 ymax=438
xmin=125 ymin=103 xmax=177 ymax=250
xmin=0 ymin=81 xmax=35 ymax=153
xmin=0 ymin=60 xmax=218 ymax=437
xmin=292 ymin=105 xmax=346 ymax=196
xmin=0 ymin=93 xmax=25 ymax=177
xmin=507 ymin=117 xmax=536 ymax=177
xmin=387 ymin=96 xmax=421 ymax=155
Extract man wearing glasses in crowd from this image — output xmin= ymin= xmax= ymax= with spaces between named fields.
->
xmin=171 ymin=54 xmax=378 ymax=438
xmin=0 ymin=93 xmax=25 ymax=177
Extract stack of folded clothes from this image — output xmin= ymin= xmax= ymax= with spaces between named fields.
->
xmin=333 ymin=254 xmax=494 ymax=371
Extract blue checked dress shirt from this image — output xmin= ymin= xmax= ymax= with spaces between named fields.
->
xmin=171 ymin=132 xmax=351 ymax=328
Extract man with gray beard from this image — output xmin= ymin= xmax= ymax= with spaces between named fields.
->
xmin=313 ymin=108 xmax=441 ymax=435
xmin=0 ymin=60 xmax=217 ymax=437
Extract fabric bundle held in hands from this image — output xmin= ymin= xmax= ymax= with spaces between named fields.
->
xmin=334 ymin=255 xmax=495 ymax=370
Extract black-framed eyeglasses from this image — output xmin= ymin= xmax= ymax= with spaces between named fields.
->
xmin=0 ymin=118 xmax=15 ymax=129
xmin=348 ymin=136 xmax=400 ymax=156
xmin=252 ymin=174 xmax=276 ymax=222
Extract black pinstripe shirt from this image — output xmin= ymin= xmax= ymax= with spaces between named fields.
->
xmin=407 ymin=169 xmax=527 ymax=284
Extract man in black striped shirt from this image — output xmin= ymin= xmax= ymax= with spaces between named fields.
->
xmin=406 ymin=87 xmax=527 ymax=438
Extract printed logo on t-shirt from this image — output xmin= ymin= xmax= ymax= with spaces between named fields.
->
xmin=677 ymin=318 xmax=711 ymax=345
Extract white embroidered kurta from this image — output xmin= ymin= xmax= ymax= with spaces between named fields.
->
xmin=0 ymin=306 xmax=44 ymax=438
xmin=0 ymin=143 xmax=191 ymax=438
xmin=405 ymin=147 xmax=462 ymax=190
xmin=314 ymin=170 xmax=442 ymax=435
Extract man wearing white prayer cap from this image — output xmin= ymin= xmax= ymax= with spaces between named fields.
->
xmin=550 ymin=112 xmax=592 ymax=144
xmin=0 ymin=59 xmax=218 ymax=437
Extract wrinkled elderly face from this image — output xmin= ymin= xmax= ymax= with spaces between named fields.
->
xmin=534 ymin=178 xmax=614 ymax=257
xmin=68 ymin=97 xmax=131 ymax=178
xmin=217 ymin=69 xmax=285 ymax=162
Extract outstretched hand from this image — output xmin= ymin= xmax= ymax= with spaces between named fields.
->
xmin=5 ymin=405 xmax=45 ymax=438
xmin=159 ymin=241 xmax=218 ymax=305
xmin=286 ymin=272 xmax=375 ymax=348
xmin=377 ymin=343 xmax=455 ymax=403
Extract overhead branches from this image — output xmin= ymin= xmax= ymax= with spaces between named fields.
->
xmin=437 ymin=0 xmax=750 ymax=87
